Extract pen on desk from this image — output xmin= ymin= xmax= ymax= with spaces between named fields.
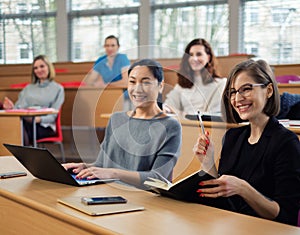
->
xmin=197 ymin=111 xmax=205 ymax=135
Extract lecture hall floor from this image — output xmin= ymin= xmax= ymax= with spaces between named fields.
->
xmin=44 ymin=127 xmax=105 ymax=164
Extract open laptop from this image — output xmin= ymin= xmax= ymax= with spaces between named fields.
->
xmin=185 ymin=113 xmax=223 ymax=122
xmin=3 ymin=143 xmax=119 ymax=187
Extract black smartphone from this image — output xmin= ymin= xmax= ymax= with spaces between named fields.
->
xmin=81 ymin=196 xmax=127 ymax=205
xmin=0 ymin=171 xmax=27 ymax=179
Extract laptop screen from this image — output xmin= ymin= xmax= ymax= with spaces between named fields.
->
xmin=3 ymin=143 xmax=118 ymax=186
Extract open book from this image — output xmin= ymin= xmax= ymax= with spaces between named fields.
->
xmin=144 ymin=170 xmax=235 ymax=210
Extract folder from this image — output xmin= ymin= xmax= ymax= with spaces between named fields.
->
xmin=57 ymin=196 xmax=144 ymax=216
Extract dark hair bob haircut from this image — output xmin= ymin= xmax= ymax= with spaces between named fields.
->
xmin=221 ymin=59 xmax=280 ymax=123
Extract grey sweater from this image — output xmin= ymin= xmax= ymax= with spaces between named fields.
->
xmin=93 ymin=112 xmax=182 ymax=189
xmin=14 ymin=80 xmax=65 ymax=130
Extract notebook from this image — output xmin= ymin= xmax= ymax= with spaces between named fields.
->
xmin=3 ymin=143 xmax=118 ymax=187
xmin=57 ymin=196 xmax=144 ymax=216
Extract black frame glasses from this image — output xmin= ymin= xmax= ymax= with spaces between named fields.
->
xmin=227 ymin=83 xmax=267 ymax=101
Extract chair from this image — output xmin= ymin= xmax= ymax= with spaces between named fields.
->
xmin=277 ymin=92 xmax=300 ymax=119
xmin=275 ymin=75 xmax=300 ymax=84
xmin=37 ymin=109 xmax=65 ymax=163
xmin=10 ymin=82 xmax=29 ymax=88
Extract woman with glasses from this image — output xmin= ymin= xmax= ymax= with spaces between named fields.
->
xmin=193 ymin=59 xmax=300 ymax=226
xmin=64 ymin=59 xmax=182 ymax=189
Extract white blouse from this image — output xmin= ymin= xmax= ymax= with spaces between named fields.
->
xmin=164 ymin=76 xmax=227 ymax=116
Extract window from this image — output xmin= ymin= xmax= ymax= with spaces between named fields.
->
xmin=0 ymin=0 xmax=56 ymax=63
xmin=31 ymin=3 xmax=41 ymax=12
xmin=0 ymin=42 xmax=3 ymax=60
xmin=153 ymin=1 xmax=229 ymax=58
xmin=2 ymin=0 xmax=300 ymax=64
xmin=216 ymin=43 xmax=228 ymax=56
xmin=271 ymin=8 xmax=296 ymax=26
xmin=245 ymin=6 xmax=259 ymax=25
xmin=273 ymin=42 xmax=292 ymax=64
xmin=73 ymin=42 xmax=82 ymax=61
xmin=18 ymin=43 xmax=31 ymax=61
xmin=155 ymin=0 xmax=208 ymax=3
xmin=244 ymin=42 xmax=259 ymax=56
xmin=17 ymin=3 xmax=27 ymax=14
xmin=70 ymin=0 xmax=139 ymax=10
xmin=69 ymin=4 xmax=139 ymax=61
xmin=243 ymin=0 xmax=300 ymax=64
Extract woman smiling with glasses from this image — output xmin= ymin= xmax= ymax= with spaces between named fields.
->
xmin=193 ymin=59 xmax=300 ymax=226
xmin=227 ymin=83 xmax=268 ymax=101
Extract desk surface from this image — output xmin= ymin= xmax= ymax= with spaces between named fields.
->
xmin=100 ymin=114 xmax=300 ymax=136
xmin=0 ymin=108 xmax=58 ymax=116
xmin=0 ymin=86 xmax=125 ymax=127
xmin=180 ymin=119 xmax=300 ymax=135
xmin=0 ymin=109 xmax=59 ymax=153
xmin=0 ymin=156 xmax=299 ymax=235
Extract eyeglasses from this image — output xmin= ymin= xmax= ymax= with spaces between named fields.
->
xmin=227 ymin=83 xmax=267 ymax=101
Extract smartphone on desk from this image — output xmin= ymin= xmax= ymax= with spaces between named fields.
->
xmin=0 ymin=171 xmax=27 ymax=179
xmin=81 ymin=196 xmax=127 ymax=205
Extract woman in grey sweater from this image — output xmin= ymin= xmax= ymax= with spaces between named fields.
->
xmin=3 ymin=55 xmax=64 ymax=145
xmin=64 ymin=59 xmax=182 ymax=189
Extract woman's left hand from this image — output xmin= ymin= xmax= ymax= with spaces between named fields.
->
xmin=197 ymin=175 xmax=244 ymax=198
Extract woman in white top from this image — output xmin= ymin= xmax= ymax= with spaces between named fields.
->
xmin=164 ymin=38 xmax=226 ymax=117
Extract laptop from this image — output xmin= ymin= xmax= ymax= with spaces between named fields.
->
xmin=185 ymin=113 xmax=223 ymax=122
xmin=3 ymin=143 xmax=119 ymax=187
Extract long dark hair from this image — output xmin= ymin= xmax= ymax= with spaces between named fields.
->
xmin=178 ymin=38 xmax=220 ymax=88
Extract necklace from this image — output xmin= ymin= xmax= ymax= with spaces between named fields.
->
xmin=130 ymin=110 xmax=164 ymax=119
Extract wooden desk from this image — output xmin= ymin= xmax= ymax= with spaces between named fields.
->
xmin=0 ymin=86 xmax=124 ymax=127
xmin=0 ymin=156 xmax=299 ymax=235
xmin=278 ymin=84 xmax=300 ymax=94
xmin=172 ymin=120 xmax=238 ymax=182
xmin=173 ymin=120 xmax=300 ymax=182
xmin=0 ymin=109 xmax=58 ymax=155
xmin=69 ymin=86 xmax=124 ymax=127
xmin=98 ymin=114 xmax=300 ymax=184
xmin=0 ymin=115 xmax=22 ymax=156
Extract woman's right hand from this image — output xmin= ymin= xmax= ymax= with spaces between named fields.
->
xmin=162 ymin=103 xmax=176 ymax=114
xmin=193 ymin=131 xmax=211 ymax=160
xmin=3 ymin=97 xmax=14 ymax=110
xmin=193 ymin=131 xmax=217 ymax=176
xmin=62 ymin=162 xmax=87 ymax=174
